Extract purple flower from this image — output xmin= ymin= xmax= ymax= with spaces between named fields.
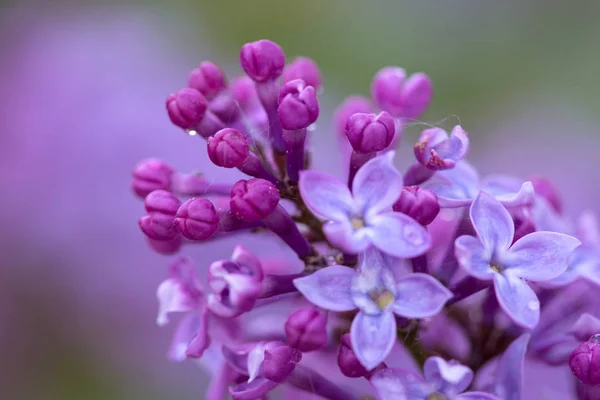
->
xmin=239 ymin=40 xmax=285 ymax=83
xmin=188 ymin=61 xmax=227 ymax=100
xmin=278 ymin=78 xmax=319 ymax=130
xmin=282 ymin=56 xmax=322 ymax=89
xmin=139 ymin=189 xmax=181 ymax=241
xmin=492 ymin=333 xmax=530 ymax=400
xmin=369 ymin=356 xmax=500 ymax=400
xmin=175 ymin=198 xmax=220 ymax=241
xmin=285 ymin=307 xmax=328 ymax=352
xmin=299 ymin=152 xmax=431 ymax=257
xmin=422 ymin=161 xmax=535 ymax=208
xmin=455 ymin=192 xmax=580 ymax=328
xmin=345 ymin=111 xmax=396 ymax=154
xmin=165 ymin=88 xmax=208 ymax=130
xmin=393 ymin=186 xmax=440 ymax=226
xmin=414 ymin=125 xmax=470 ymax=170
xmin=207 ymin=128 xmax=250 ymax=168
xmin=293 ymin=248 xmax=451 ymax=369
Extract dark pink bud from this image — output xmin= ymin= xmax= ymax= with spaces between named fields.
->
xmin=338 ymin=333 xmax=369 ymax=378
xmin=207 ymin=128 xmax=249 ymax=168
xmin=188 ymin=61 xmax=227 ymax=100
xmin=345 ymin=112 xmax=395 ymax=154
xmin=333 ymin=96 xmax=372 ymax=138
xmin=132 ymin=158 xmax=173 ymax=198
xmin=166 ymin=88 xmax=208 ymax=130
xmin=240 ymin=40 xmax=285 ymax=83
xmin=230 ymin=76 xmax=259 ymax=111
xmin=263 ymin=345 xmax=302 ymax=383
xmin=531 ymin=176 xmax=563 ymax=214
xmin=175 ymin=198 xmax=219 ymax=240
xmin=285 ymin=308 xmax=328 ymax=352
xmin=147 ymin=236 xmax=182 ymax=255
xmin=278 ymin=79 xmax=319 ymax=130
xmin=230 ymin=179 xmax=280 ymax=222
xmin=139 ymin=190 xmax=181 ymax=240
xmin=393 ymin=186 xmax=440 ymax=226
xmin=282 ymin=57 xmax=322 ymax=89
xmin=570 ymin=334 xmax=600 ymax=386
xmin=371 ymin=66 xmax=432 ymax=119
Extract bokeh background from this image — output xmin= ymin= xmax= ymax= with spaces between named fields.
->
xmin=1 ymin=0 xmax=600 ymax=399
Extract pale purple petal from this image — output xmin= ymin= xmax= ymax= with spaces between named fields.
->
xmin=470 ymin=191 xmax=514 ymax=252
xmin=293 ymin=266 xmax=357 ymax=312
xmin=229 ymin=377 xmax=278 ymax=400
xmin=222 ymin=345 xmax=252 ymax=375
xmin=493 ymin=274 xmax=539 ymax=329
xmin=369 ymin=212 xmax=432 ymax=258
xmin=352 ymin=151 xmax=404 ymax=216
xmin=185 ymin=307 xmax=211 ymax=358
xmin=456 ymin=392 xmax=500 ymax=400
xmin=231 ymin=244 xmax=263 ymax=279
xmin=298 ymin=170 xmax=354 ymax=221
xmin=578 ymin=209 xmax=600 ymax=248
xmin=480 ymin=175 xmax=535 ymax=207
xmin=494 ymin=181 xmax=535 ymax=208
xmin=531 ymin=197 xmax=571 ymax=233
xmin=167 ymin=313 xmax=200 ymax=362
xmin=350 ymin=311 xmax=397 ymax=369
xmin=423 ymin=356 xmax=473 ymax=393
xmin=455 ymin=235 xmax=495 ymax=280
xmin=542 ymin=247 xmax=591 ymax=287
xmin=423 ymin=160 xmax=479 ymax=208
xmin=369 ymin=368 xmax=428 ymax=400
xmin=569 ymin=314 xmax=600 ymax=342
xmin=156 ymin=257 xmax=204 ymax=325
xmin=493 ymin=333 xmax=530 ymax=400
xmin=505 ymin=231 xmax=581 ymax=281
xmin=393 ymin=274 xmax=452 ymax=318
xmin=323 ymin=220 xmax=372 ymax=254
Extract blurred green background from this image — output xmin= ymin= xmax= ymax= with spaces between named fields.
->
xmin=1 ymin=0 xmax=599 ymax=399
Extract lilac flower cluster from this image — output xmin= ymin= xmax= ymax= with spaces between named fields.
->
xmin=132 ymin=39 xmax=600 ymax=399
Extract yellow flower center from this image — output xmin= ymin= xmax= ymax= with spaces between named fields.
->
xmin=351 ymin=217 xmax=365 ymax=230
xmin=427 ymin=393 xmax=448 ymax=400
xmin=369 ymin=289 xmax=395 ymax=310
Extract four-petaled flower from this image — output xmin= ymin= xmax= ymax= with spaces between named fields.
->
xmin=299 ymin=152 xmax=431 ymax=257
xmin=293 ymin=248 xmax=452 ymax=369
xmin=414 ymin=125 xmax=470 ymax=171
xmin=455 ymin=192 xmax=580 ymax=329
xmin=369 ymin=356 xmax=500 ymax=400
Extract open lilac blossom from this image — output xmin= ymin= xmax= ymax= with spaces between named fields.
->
xmin=414 ymin=125 xmax=470 ymax=171
xmin=294 ymin=248 xmax=451 ymax=369
xmin=299 ymin=152 xmax=432 ymax=257
xmin=369 ymin=356 xmax=500 ymax=400
xmin=455 ymin=192 xmax=580 ymax=328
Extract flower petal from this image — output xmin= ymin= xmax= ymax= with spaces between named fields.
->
xmin=493 ymin=274 xmax=539 ymax=329
xmin=493 ymin=333 xmax=530 ymax=400
xmin=505 ymin=231 xmax=581 ymax=281
xmin=293 ymin=266 xmax=357 ymax=312
xmin=455 ymin=235 xmax=495 ymax=280
xmin=369 ymin=212 xmax=432 ymax=258
xmin=456 ymin=392 xmax=501 ymax=400
xmin=569 ymin=313 xmax=600 ymax=342
xmin=323 ymin=220 xmax=372 ymax=255
xmin=167 ymin=313 xmax=200 ymax=362
xmin=423 ymin=356 xmax=473 ymax=394
xmin=352 ymin=151 xmax=404 ymax=216
xmin=470 ymin=191 xmax=514 ymax=252
xmin=422 ymin=160 xmax=479 ymax=208
xmin=185 ymin=307 xmax=211 ymax=358
xmin=298 ymin=170 xmax=354 ymax=221
xmin=350 ymin=311 xmax=397 ymax=370
xmin=229 ymin=377 xmax=279 ymax=400
xmin=495 ymin=181 xmax=535 ymax=208
xmin=369 ymin=368 xmax=428 ymax=400
xmin=231 ymin=244 xmax=263 ymax=279
xmin=393 ymin=274 xmax=452 ymax=318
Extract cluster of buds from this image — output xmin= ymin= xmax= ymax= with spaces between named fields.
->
xmin=132 ymin=39 xmax=599 ymax=400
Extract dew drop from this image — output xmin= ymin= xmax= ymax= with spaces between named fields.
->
xmin=527 ymin=299 xmax=540 ymax=311
xmin=187 ymin=129 xmax=198 ymax=136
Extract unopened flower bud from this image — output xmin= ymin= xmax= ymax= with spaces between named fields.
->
xmin=285 ymin=308 xmax=328 ymax=352
xmin=278 ymin=79 xmax=319 ymax=130
xmin=263 ymin=345 xmax=302 ymax=383
xmin=207 ymin=128 xmax=249 ymax=168
xmin=240 ymin=40 xmax=285 ymax=83
xmin=393 ymin=186 xmax=440 ymax=226
xmin=139 ymin=190 xmax=181 ymax=240
xmin=345 ymin=112 xmax=395 ymax=154
xmin=147 ymin=236 xmax=182 ymax=255
xmin=282 ymin=57 xmax=322 ymax=89
xmin=414 ymin=125 xmax=469 ymax=170
xmin=188 ymin=61 xmax=227 ymax=100
xmin=531 ymin=176 xmax=563 ymax=214
xmin=231 ymin=76 xmax=260 ymax=111
xmin=334 ymin=96 xmax=371 ymax=137
xmin=338 ymin=333 xmax=369 ymax=378
xmin=175 ymin=198 xmax=219 ymax=240
xmin=570 ymin=334 xmax=600 ymax=386
xmin=166 ymin=88 xmax=208 ymax=129
xmin=230 ymin=179 xmax=280 ymax=222
xmin=371 ymin=66 xmax=432 ymax=119
xmin=132 ymin=158 xmax=173 ymax=198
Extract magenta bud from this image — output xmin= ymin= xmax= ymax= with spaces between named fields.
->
xmin=393 ymin=186 xmax=440 ymax=226
xmin=132 ymin=158 xmax=173 ymax=198
xmin=263 ymin=345 xmax=302 ymax=383
xmin=147 ymin=236 xmax=182 ymax=255
xmin=207 ymin=128 xmax=249 ymax=168
xmin=175 ymin=198 xmax=219 ymax=240
xmin=282 ymin=57 xmax=322 ymax=89
xmin=570 ymin=334 xmax=600 ymax=385
xmin=531 ymin=176 xmax=563 ymax=214
xmin=333 ymin=96 xmax=372 ymax=137
xmin=230 ymin=76 xmax=259 ymax=111
xmin=166 ymin=88 xmax=208 ymax=130
xmin=230 ymin=179 xmax=280 ymax=222
xmin=188 ymin=61 xmax=227 ymax=100
xmin=371 ymin=66 xmax=432 ymax=119
xmin=240 ymin=40 xmax=285 ymax=83
xmin=139 ymin=190 xmax=181 ymax=240
xmin=338 ymin=333 xmax=369 ymax=378
xmin=278 ymin=79 xmax=319 ymax=130
xmin=345 ymin=112 xmax=395 ymax=154
xmin=285 ymin=308 xmax=328 ymax=352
